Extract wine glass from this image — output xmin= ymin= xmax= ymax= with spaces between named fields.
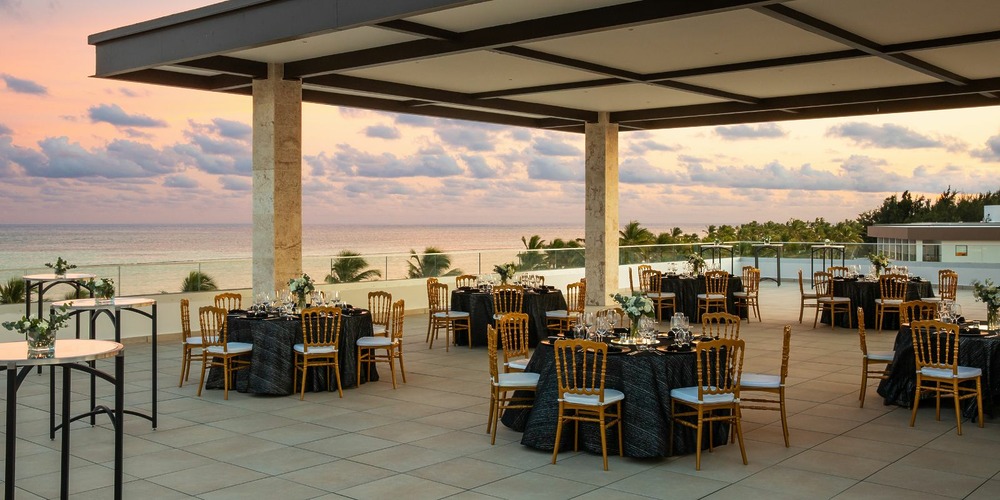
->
xmin=596 ymin=317 xmax=610 ymax=342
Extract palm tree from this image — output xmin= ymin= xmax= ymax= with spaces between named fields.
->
xmin=518 ymin=235 xmax=548 ymax=270
xmin=0 ymin=278 xmax=25 ymax=304
xmin=406 ymin=247 xmax=462 ymax=278
xmin=546 ymin=238 xmax=585 ymax=269
xmin=181 ymin=271 xmax=218 ymax=292
xmin=326 ymin=250 xmax=382 ymax=283
xmin=619 ymin=220 xmax=655 ymax=264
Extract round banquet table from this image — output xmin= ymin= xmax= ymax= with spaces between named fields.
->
xmin=820 ymin=278 xmax=934 ymax=329
xmin=501 ymin=341 xmax=729 ymax=458
xmin=450 ymin=288 xmax=566 ymax=347
xmin=877 ymin=324 xmax=1000 ymax=418
xmin=659 ymin=275 xmax=746 ymax=321
xmin=205 ymin=310 xmax=377 ymax=395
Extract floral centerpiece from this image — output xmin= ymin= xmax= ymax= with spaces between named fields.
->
xmin=493 ymin=262 xmax=517 ymax=284
xmin=3 ymin=304 xmax=72 ymax=355
xmin=611 ymin=291 xmax=654 ymax=341
xmin=88 ymin=278 xmax=115 ymax=305
xmin=288 ymin=273 xmax=315 ymax=309
xmin=687 ymin=253 xmax=705 ymax=275
xmin=45 ymin=257 xmax=77 ymax=277
xmin=972 ymin=279 xmax=1000 ymax=330
xmin=868 ymin=253 xmax=890 ymax=277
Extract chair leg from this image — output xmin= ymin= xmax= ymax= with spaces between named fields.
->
xmin=735 ymin=405 xmax=748 ymax=465
xmin=813 ymin=304 xmax=821 ymax=329
xmin=398 ymin=350 xmax=407 ymax=383
xmin=779 ymin=388 xmax=790 ymax=447
xmin=387 ymin=349 xmax=397 ymax=389
xmin=196 ymin=352 xmax=208 ymax=397
xmin=859 ymin=362 xmax=868 ymax=408
xmin=356 ymin=346 xmax=363 ymax=388
xmin=599 ymin=408 xmax=609 ymax=471
xmin=490 ymin=392 xmax=502 ymax=445
xmin=976 ymin=378 xmax=984 ymax=428
xmin=616 ymin=402 xmax=624 ymax=457
xmin=552 ymin=404 xmax=564 ymax=465
xmin=486 ymin=388 xmax=496 ymax=435
xmin=694 ymin=410 xmax=704 ymax=471
xmin=222 ymin=357 xmax=230 ymax=401
xmin=333 ymin=355 xmax=343 ymax=398
xmin=799 ymin=300 xmax=804 ymax=323
xmin=299 ymin=357 xmax=308 ymax=400
xmin=953 ymin=382 xmax=963 ymax=435
xmin=179 ymin=348 xmax=188 ymax=387
xmin=909 ymin=376 xmax=922 ymax=427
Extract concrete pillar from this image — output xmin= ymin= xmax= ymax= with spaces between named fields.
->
xmin=584 ymin=112 xmax=619 ymax=307
xmin=252 ymin=63 xmax=302 ymax=297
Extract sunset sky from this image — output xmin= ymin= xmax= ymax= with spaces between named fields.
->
xmin=2 ymin=1 xmax=1000 ymax=227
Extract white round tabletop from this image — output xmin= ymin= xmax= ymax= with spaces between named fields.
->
xmin=0 ymin=339 xmax=123 ymax=366
xmin=23 ymin=273 xmax=97 ymax=281
xmin=52 ymin=297 xmax=156 ymax=310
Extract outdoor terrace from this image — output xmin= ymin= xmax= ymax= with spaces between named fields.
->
xmin=2 ymin=282 xmax=999 ymax=499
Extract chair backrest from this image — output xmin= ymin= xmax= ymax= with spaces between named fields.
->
xmin=390 ymin=299 xmax=405 ymax=342
xmin=938 ymin=270 xmax=958 ymax=301
xmin=428 ymin=282 xmax=450 ymax=314
xmin=798 ymin=269 xmax=809 ymax=297
xmin=596 ymin=307 xmax=627 ymax=328
xmin=368 ymin=291 xmax=392 ymax=331
xmin=492 ymin=284 xmax=525 ymax=316
xmin=456 ymin=274 xmax=477 ymax=288
xmin=497 ymin=312 xmax=530 ymax=363
xmin=857 ymin=307 xmax=869 ymax=356
xmin=639 ymin=268 xmax=662 ymax=294
xmin=704 ymin=270 xmax=729 ymax=295
xmin=778 ymin=325 xmax=791 ymax=384
xmin=198 ymin=305 xmax=228 ymax=347
xmin=565 ymin=281 xmax=585 ymax=314
xmin=214 ymin=292 xmax=242 ymax=311
xmin=553 ymin=339 xmax=610 ymax=403
xmin=701 ymin=312 xmax=741 ymax=340
xmin=900 ymin=300 xmax=939 ymax=324
xmin=879 ymin=273 xmax=909 ymax=301
xmin=180 ymin=298 xmax=192 ymax=340
xmin=628 ymin=267 xmax=635 ymax=294
xmin=300 ymin=306 xmax=342 ymax=349
xmin=813 ymin=271 xmax=834 ymax=297
xmin=487 ymin=325 xmax=501 ymax=383
xmin=827 ymin=266 xmax=850 ymax=278
xmin=741 ymin=266 xmax=760 ymax=294
xmin=637 ymin=264 xmax=652 ymax=276
xmin=694 ymin=338 xmax=745 ymax=400
xmin=910 ymin=319 xmax=960 ymax=375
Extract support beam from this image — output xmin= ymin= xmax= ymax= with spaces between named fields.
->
xmin=252 ymin=64 xmax=303 ymax=297
xmin=584 ymin=112 xmax=619 ymax=307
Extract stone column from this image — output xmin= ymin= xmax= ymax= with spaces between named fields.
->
xmin=252 ymin=63 xmax=302 ymax=297
xmin=584 ymin=112 xmax=619 ymax=307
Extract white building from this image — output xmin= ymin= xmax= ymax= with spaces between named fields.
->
xmin=867 ymin=206 xmax=1000 ymax=263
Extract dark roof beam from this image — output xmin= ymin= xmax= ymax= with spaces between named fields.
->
xmin=174 ymin=56 xmax=268 ymax=77
xmin=471 ymin=78 xmax=626 ymax=99
xmin=375 ymin=19 xmax=459 ymax=41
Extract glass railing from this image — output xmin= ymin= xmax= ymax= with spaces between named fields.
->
xmin=2 ymin=241 xmax=997 ymax=298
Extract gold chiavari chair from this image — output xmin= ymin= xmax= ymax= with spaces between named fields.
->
xmin=640 ymin=268 xmax=676 ymax=322
xmin=492 ymin=284 xmax=524 ymax=321
xmin=899 ymin=299 xmax=939 ymax=325
xmin=545 ymin=280 xmax=585 ymax=335
xmin=733 ymin=266 xmax=761 ymax=322
xmin=497 ymin=312 xmax=530 ymax=373
xmin=428 ymin=281 xmax=471 ymax=351
xmin=552 ymin=339 xmax=624 ymax=471
xmin=740 ymin=325 xmax=792 ymax=447
xmin=177 ymin=299 xmax=202 ymax=387
xmin=701 ymin=312 xmax=741 ymax=340
xmin=294 ymin=306 xmax=343 ymax=400
xmin=357 ymin=299 xmax=406 ymax=388
xmin=196 ymin=305 xmax=252 ymax=400
xmin=486 ymin=325 xmax=538 ymax=445
xmin=670 ymin=338 xmax=748 ymax=470
xmin=876 ymin=273 xmax=909 ymax=331
xmin=857 ymin=309 xmax=894 ymax=408
xmin=827 ymin=266 xmax=850 ymax=278
xmin=697 ymin=270 xmax=729 ymax=320
xmin=368 ymin=290 xmax=392 ymax=336
xmin=798 ymin=269 xmax=819 ymax=324
xmin=909 ymin=320 xmax=983 ymax=435
xmin=455 ymin=274 xmax=478 ymax=289
xmin=424 ymin=277 xmax=439 ymax=342
xmin=213 ymin=292 xmax=242 ymax=311
xmin=813 ymin=271 xmax=851 ymax=330
xmin=925 ymin=269 xmax=958 ymax=304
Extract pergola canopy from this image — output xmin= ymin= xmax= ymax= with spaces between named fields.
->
xmin=90 ymin=0 xmax=1000 ymax=133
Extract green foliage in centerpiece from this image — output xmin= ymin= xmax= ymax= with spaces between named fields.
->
xmin=493 ymin=262 xmax=517 ymax=283
xmin=610 ymin=292 xmax=655 ymax=320
xmin=868 ymin=252 xmax=890 ymax=274
xmin=181 ymin=271 xmax=218 ymax=292
xmin=288 ymin=273 xmax=315 ymax=304
xmin=972 ymin=279 xmax=1000 ymax=310
xmin=3 ymin=303 xmax=72 ymax=349
xmin=45 ymin=257 xmax=77 ymax=276
xmin=687 ymin=253 xmax=705 ymax=274
xmin=88 ymin=278 xmax=115 ymax=298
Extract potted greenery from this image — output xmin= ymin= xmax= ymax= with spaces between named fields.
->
xmin=288 ymin=273 xmax=315 ymax=310
xmin=89 ymin=278 xmax=116 ymax=305
xmin=972 ymin=279 xmax=1000 ymax=331
xmin=3 ymin=304 xmax=72 ymax=356
xmin=493 ymin=262 xmax=517 ymax=284
xmin=611 ymin=291 xmax=654 ymax=342
xmin=45 ymin=257 xmax=77 ymax=278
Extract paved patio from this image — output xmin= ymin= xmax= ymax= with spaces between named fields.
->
xmin=2 ymin=282 xmax=999 ymax=499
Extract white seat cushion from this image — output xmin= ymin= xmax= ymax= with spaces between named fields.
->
xmin=670 ymin=386 xmax=737 ymax=405
xmin=561 ymin=388 xmax=625 ymax=406
xmin=818 ymin=296 xmax=850 ymax=303
xmin=184 ymin=336 xmax=203 ymax=346
xmin=646 ymin=292 xmax=675 ymax=299
xmin=921 ymin=366 xmax=982 ymax=379
xmin=506 ymin=358 xmax=529 ymax=371
xmin=433 ymin=311 xmax=470 ymax=319
xmin=923 ymin=297 xmax=942 ymax=302
xmin=496 ymin=372 xmax=539 ymax=388
xmin=293 ymin=344 xmax=337 ymax=354
xmin=696 ymin=294 xmax=726 ymax=300
xmin=372 ymin=324 xmax=387 ymax=335
xmin=206 ymin=342 xmax=252 ymax=355
xmin=546 ymin=310 xmax=569 ymax=318
xmin=878 ymin=299 xmax=903 ymax=305
xmin=357 ymin=336 xmax=393 ymax=347
xmin=866 ymin=351 xmax=895 ymax=361
xmin=732 ymin=291 xmax=757 ymax=298
xmin=740 ymin=373 xmax=780 ymax=389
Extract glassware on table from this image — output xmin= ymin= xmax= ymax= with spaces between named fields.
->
xmin=595 ymin=317 xmax=610 ymax=342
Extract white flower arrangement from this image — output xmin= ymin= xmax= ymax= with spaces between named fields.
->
xmin=610 ymin=292 xmax=654 ymax=320
xmin=687 ymin=253 xmax=705 ymax=274
xmin=493 ymin=262 xmax=517 ymax=283
xmin=288 ymin=273 xmax=315 ymax=301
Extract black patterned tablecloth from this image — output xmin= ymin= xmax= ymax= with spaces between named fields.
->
xmin=877 ymin=326 xmax=1000 ymax=418
xmin=500 ymin=342 xmax=729 ymax=458
xmin=820 ymin=279 xmax=934 ymax=329
xmin=659 ymin=275 xmax=745 ymax=321
xmin=451 ymin=289 xmax=566 ymax=347
xmin=205 ymin=311 xmax=377 ymax=395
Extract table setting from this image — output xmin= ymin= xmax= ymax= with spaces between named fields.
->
xmin=451 ymin=277 xmax=566 ymax=347
xmin=820 ymin=269 xmax=934 ymax=329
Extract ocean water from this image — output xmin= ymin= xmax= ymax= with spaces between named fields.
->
xmin=0 ymin=223 xmax=707 ymax=295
